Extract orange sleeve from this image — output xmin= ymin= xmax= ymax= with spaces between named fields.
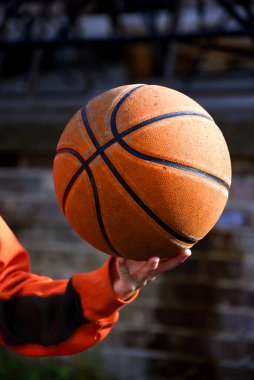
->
xmin=0 ymin=216 xmax=138 ymax=357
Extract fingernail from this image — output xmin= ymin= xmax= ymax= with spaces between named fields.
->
xmin=153 ymin=258 xmax=160 ymax=267
xmin=180 ymin=249 xmax=192 ymax=263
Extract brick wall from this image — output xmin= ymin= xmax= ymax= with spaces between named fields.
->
xmin=0 ymin=159 xmax=253 ymax=380
xmin=0 ymin=92 xmax=253 ymax=380
xmin=101 ymin=158 xmax=254 ymax=380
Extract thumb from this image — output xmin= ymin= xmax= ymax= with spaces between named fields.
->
xmin=116 ymin=258 xmax=131 ymax=280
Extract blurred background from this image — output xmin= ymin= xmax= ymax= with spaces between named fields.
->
xmin=0 ymin=0 xmax=254 ymax=379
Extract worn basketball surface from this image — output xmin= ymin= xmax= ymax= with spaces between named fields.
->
xmin=53 ymin=84 xmax=232 ymax=260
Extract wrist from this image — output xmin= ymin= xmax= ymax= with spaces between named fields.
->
xmin=114 ymin=281 xmax=136 ymax=301
xmin=110 ymin=257 xmax=136 ymax=301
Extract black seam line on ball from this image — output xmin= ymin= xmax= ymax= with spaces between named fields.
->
xmin=120 ymin=110 xmax=214 ymax=137
xmin=88 ymin=111 xmax=213 ymax=163
xmin=57 ymin=148 xmax=86 ymax=164
xmin=81 ymin=106 xmax=196 ymax=245
xmin=110 ymin=88 xmax=230 ymax=191
xmin=63 ymin=165 xmax=86 ymax=213
xmin=55 ymin=149 xmax=120 ymax=256
xmin=56 ymin=148 xmax=86 ymax=212
xmin=56 ymin=110 xmax=215 ymax=169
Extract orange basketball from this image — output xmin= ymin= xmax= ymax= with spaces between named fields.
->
xmin=53 ymin=85 xmax=231 ymax=260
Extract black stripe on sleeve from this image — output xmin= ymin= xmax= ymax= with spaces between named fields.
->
xmin=0 ymin=280 xmax=87 ymax=346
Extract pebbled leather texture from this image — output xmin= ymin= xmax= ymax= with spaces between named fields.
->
xmin=53 ymin=84 xmax=232 ymax=260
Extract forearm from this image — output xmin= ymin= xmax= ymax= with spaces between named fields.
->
xmin=0 ymin=275 xmax=89 ymax=356
xmin=0 ymin=216 xmax=138 ymax=356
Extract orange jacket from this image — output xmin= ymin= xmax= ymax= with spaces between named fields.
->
xmin=0 ymin=216 xmax=138 ymax=357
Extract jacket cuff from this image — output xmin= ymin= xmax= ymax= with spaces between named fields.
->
xmin=71 ymin=257 xmax=139 ymax=324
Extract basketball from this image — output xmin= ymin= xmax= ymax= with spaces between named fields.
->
xmin=53 ymin=84 xmax=231 ymax=260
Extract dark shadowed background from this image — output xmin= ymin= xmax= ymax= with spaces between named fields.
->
xmin=0 ymin=1 xmax=254 ymax=379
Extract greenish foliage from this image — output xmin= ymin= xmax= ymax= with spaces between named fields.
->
xmin=0 ymin=347 xmax=117 ymax=380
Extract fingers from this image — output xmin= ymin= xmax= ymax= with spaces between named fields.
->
xmin=116 ymin=257 xmax=131 ymax=280
xmin=116 ymin=256 xmax=160 ymax=285
xmin=153 ymin=249 xmax=192 ymax=276
xmin=142 ymin=257 xmax=160 ymax=277
xmin=134 ymin=257 xmax=160 ymax=286
xmin=114 ymin=249 xmax=191 ymax=297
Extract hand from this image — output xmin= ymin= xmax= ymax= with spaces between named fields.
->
xmin=111 ymin=249 xmax=191 ymax=301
